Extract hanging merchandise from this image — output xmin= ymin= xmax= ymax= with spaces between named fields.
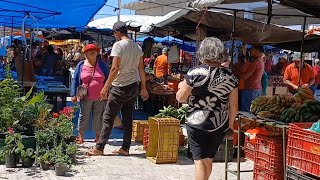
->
xmin=168 ymin=45 xmax=179 ymax=63
xmin=142 ymin=37 xmax=155 ymax=59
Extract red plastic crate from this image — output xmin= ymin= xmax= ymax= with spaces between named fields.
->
xmin=143 ymin=127 xmax=149 ymax=150
xmin=254 ymin=135 xmax=284 ymax=173
xmin=244 ymin=137 xmax=255 ymax=161
xmin=254 ymin=165 xmax=284 ymax=180
xmin=287 ymin=123 xmax=320 ymax=177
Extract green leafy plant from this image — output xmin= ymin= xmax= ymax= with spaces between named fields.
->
xmin=66 ymin=143 xmax=77 ymax=155
xmin=0 ymin=129 xmax=25 ymax=156
xmin=0 ymin=73 xmax=24 ymax=132
xmin=36 ymin=149 xmax=54 ymax=164
xmin=35 ymin=129 xmax=55 ymax=147
xmin=52 ymin=145 xmax=71 ymax=166
xmin=21 ymin=148 xmax=35 ymax=160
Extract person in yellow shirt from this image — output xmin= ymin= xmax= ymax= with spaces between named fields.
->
xmin=154 ymin=47 xmax=171 ymax=83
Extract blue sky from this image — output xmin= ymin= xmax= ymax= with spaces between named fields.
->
xmin=94 ymin=0 xmax=136 ymax=20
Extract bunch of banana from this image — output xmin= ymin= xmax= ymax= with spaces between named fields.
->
xmin=252 ymin=95 xmax=295 ymax=118
xmin=294 ymin=87 xmax=315 ymax=101
xmin=250 ymin=96 xmax=270 ymax=114
xmin=280 ymin=100 xmax=320 ymax=123
xmin=280 ymin=108 xmax=297 ymax=123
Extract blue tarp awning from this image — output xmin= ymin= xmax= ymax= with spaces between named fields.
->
xmin=0 ymin=0 xmax=107 ymax=29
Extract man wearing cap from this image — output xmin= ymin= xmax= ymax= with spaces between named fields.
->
xmin=154 ymin=47 xmax=171 ymax=83
xmin=272 ymin=53 xmax=290 ymax=75
xmin=87 ymin=21 xmax=149 ymax=156
xmin=283 ymin=52 xmax=315 ymax=94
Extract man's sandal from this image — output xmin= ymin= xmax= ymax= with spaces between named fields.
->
xmin=86 ymin=147 xmax=103 ymax=156
xmin=112 ymin=148 xmax=129 ymax=156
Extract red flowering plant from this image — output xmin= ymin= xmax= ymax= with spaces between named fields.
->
xmin=59 ymin=107 xmax=75 ymax=120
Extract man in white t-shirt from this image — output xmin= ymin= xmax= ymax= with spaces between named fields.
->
xmin=87 ymin=21 xmax=149 ymax=156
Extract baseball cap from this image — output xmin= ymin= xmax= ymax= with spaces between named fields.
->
xmin=279 ymin=53 xmax=287 ymax=60
xmin=83 ymin=44 xmax=100 ymax=53
xmin=113 ymin=21 xmax=127 ymax=31
xmin=292 ymin=52 xmax=302 ymax=61
xmin=315 ymin=58 xmax=320 ymax=65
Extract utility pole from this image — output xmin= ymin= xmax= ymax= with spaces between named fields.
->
xmin=117 ymin=0 xmax=121 ymax=21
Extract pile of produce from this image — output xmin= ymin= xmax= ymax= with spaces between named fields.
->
xmin=155 ymin=105 xmax=188 ymax=123
xmin=250 ymin=88 xmax=319 ymax=123
xmin=250 ymin=95 xmax=295 ymax=119
xmin=147 ymin=80 xmax=175 ymax=94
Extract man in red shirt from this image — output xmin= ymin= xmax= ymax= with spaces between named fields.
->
xmin=283 ymin=52 xmax=315 ymax=94
xmin=238 ymin=46 xmax=265 ymax=112
xmin=311 ymin=59 xmax=320 ymax=93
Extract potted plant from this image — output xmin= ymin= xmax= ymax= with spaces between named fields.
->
xmin=0 ymin=129 xmax=24 ymax=168
xmin=21 ymin=148 xmax=35 ymax=168
xmin=37 ymin=149 xmax=53 ymax=170
xmin=66 ymin=143 xmax=77 ymax=163
xmin=53 ymin=147 xmax=71 ymax=176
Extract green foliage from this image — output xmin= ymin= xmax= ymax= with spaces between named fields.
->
xmin=66 ymin=143 xmax=77 ymax=155
xmin=0 ymin=132 xmax=25 ymax=157
xmin=0 ymin=75 xmax=24 ymax=132
xmin=52 ymin=144 xmax=71 ymax=166
xmin=155 ymin=105 xmax=188 ymax=123
xmin=21 ymin=148 xmax=35 ymax=160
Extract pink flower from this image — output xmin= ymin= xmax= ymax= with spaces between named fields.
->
xmin=8 ymin=127 xmax=14 ymax=135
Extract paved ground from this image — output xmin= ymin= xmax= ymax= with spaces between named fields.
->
xmin=0 ymin=141 xmax=253 ymax=180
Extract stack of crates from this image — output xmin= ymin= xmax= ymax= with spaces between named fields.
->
xmin=146 ymin=117 xmax=180 ymax=164
xmin=253 ymin=135 xmax=284 ymax=180
xmin=132 ymin=120 xmax=149 ymax=143
xmin=286 ymin=123 xmax=320 ymax=178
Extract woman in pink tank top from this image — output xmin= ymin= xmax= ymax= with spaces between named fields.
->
xmin=71 ymin=44 xmax=109 ymax=144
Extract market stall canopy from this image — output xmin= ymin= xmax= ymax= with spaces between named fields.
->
xmin=189 ymin=0 xmax=320 ymax=18
xmin=0 ymin=0 xmax=107 ymax=28
xmin=141 ymin=9 xmax=320 ymax=45
xmin=87 ymin=15 xmax=163 ymax=31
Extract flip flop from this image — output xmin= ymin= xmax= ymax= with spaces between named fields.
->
xmin=76 ymin=137 xmax=84 ymax=144
xmin=86 ymin=147 xmax=104 ymax=156
xmin=112 ymin=148 xmax=129 ymax=156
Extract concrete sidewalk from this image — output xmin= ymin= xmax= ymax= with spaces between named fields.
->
xmin=0 ymin=141 xmax=253 ymax=180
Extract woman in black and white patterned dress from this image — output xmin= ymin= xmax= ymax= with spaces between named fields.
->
xmin=176 ymin=37 xmax=239 ymax=180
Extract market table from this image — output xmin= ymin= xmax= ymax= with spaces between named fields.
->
xmin=224 ymin=111 xmax=288 ymax=180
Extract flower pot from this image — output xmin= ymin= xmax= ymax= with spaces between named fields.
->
xmin=5 ymin=153 xmax=16 ymax=168
xmin=69 ymin=153 xmax=76 ymax=163
xmin=55 ymin=164 xmax=67 ymax=176
xmin=40 ymin=163 xmax=50 ymax=170
xmin=22 ymin=158 xmax=34 ymax=168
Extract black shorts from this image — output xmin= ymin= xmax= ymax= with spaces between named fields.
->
xmin=187 ymin=125 xmax=225 ymax=160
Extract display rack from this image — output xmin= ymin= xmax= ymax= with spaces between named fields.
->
xmin=224 ymin=111 xmax=288 ymax=180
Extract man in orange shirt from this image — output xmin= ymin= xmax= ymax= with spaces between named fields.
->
xmin=154 ymin=47 xmax=171 ymax=83
xmin=283 ymin=52 xmax=315 ymax=94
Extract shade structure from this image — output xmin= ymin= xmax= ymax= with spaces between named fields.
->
xmin=88 ymin=15 xmax=163 ymax=31
xmin=0 ymin=0 xmax=107 ymax=28
xmin=141 ymin=9 xmax=320 ymax=49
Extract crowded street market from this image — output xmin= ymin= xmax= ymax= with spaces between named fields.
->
xmin=0 ymin=0 xmax=320 ymax=180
